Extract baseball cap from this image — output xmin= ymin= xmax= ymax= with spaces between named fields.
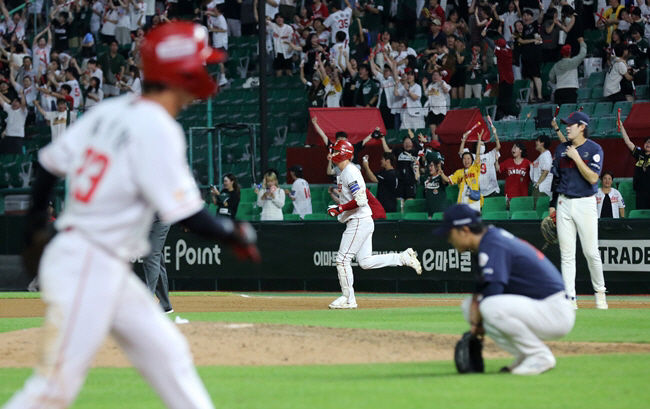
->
xmin=560 ymin=44 xmax=572 ymax=58
xmin=289 ymin=164 xmax=302 ymax=173
xmin=561 ymin=111 xmax=590 ymax=127
xmin=432 ymin=204 xmax=482 ymax=236
xmin=431 ymin=18 xmax=441 ymax=26
xmin=494 ymin=38 xmax=506 ymax=48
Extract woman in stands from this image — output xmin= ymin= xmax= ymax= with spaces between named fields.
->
xmin=499 ymin=142 xmax=532 ymax=209
xmin=256 ymin=170 xmax=286 ymax=220
xmin=212 ymin=173 xmax=241 ymax=219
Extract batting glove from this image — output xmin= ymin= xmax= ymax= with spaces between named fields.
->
xmin=327 ymin=205 xmax=343 ymax=217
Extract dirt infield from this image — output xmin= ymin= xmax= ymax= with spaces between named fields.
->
xmin=1 ymin=295 xmax=649 ymax=368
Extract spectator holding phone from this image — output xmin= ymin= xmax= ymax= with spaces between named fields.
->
xmin=256 ymin=170 xmax=286 ymax=220
xmin=211 ymin=173 xmax=241 ymax=219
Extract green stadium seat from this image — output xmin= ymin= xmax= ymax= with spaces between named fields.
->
xmin=593 ymin=117 xmax=617 ymax=138
xmin=282 ymin=198 xmax=293 ymax=214
xmin=592 ymin=102 xmax=613 ymax=118
xmin=577 ymin=88 xmax=591 ymax=101
xmin=613 ymin=101 xmax=633 ymax=118
xmin=482 ymin=211 xmax=509 ymax=220
xmin=385 ymin=213 xmax=404 ymax=220
xmin=578 ymin=102 xmax=596 ymax=116
xmin=284 ymin=132 xmax=305 ymax=147
xmin=624 ymin=191 xmax=636 ymax=213
xmin=236 ymin=213 xmax=258 ymax=221
xmin=404 ymin=212 xmax=429 ymax=220
xmin=431 ymin=212 xmax=444 ymax=220
xmin=587 ymin=71 xmax=607 ymax=87
xmin=497 ymin=180 xmax=505 ymax=193
xmin=283 ymin=214 xmax=302 ymax=221
xmin=403 ymin=199 xmax=426 ymax=213
xmin=504 ymin=121 xmax=523 ymax=140
xmin=482 ymin=196 xmax=507 ymax=213
xmin=591 ymin=87 xmax=604 ymax=101
xmin=636 ymin=85 xmax=648 ymax=99
xmin=303 ymin=213 xmax=331 ymax=221
xmin=521 ymin=121 xmax=539 ymax=140
xmin=509 ymin=196 xmax=534 ymax=212
xmin=237 ymin=202 xmax=255 ymax=216
xmin=311 ymin=200 xmax=328 ymax=213
xmin=519 ymin=105 xmax=537 ymax=120
xmin=536 ymin=196 xmax=551 ymax=217
xmin=459 ymin=98 xmax=480 ymax=109
xmin=556 ymin=104 xmax=576 ymax=119
xmin=510 ymin=210 xmax=540 ymax=220
xmin=628 ymin=210 xmax=650 ymax=218
xmin=446 ymin=185 xmax=459 ymax=202
xmin=240 ymin=188 xmax=257 ymax=202
xmin=541 ymin=211 xmax=549 ymax=219
xmin=450 ymin=98 xmax=462 ymax=109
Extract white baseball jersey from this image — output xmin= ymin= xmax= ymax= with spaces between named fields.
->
xmin=324 ymin=7 xmax=352 ymax=44
xmin=329 ymin=41 xmax=349 ymax=71
xmin=290 ymin=178 xmax=313 ymax=218
xmin=336 ymin=163 xmax=372 ymax=223
xmin=479 ymin=147 xmax=500 ymax=196
xmin=44 ymin=110 xmax=77 ymax=141
xmin=596 ymin=188 xmax=625 ymax=218
xmin=38 ymin=94 xmax=204 ymax=261
xmin=531 ymin=149 xmax=553 ymax=196
xmin=64 ymin=79 xmax=83 ymax=109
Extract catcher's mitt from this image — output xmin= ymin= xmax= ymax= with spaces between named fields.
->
xmin=22 ymin=211 xmax=54 ymax=279
xmin=454 ymin=331 xmax=485 ymax=373
xmin=540 ymin=214 xmax=558 ymax=250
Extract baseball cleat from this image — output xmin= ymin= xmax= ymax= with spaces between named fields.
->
xmin=164 ymin=309 xmax=174 ymax=314
xmin=595 ymin=291 xmax=608 ymax=310
xmin=570 ymin=297 xmax=578 ymax=310
xmin=511 ymin=354 xmax=556 ymax=375
xmin=401 ymin=248 xmax=422 ymax=275
xmin=329 ymin=296 xmax=357 ymax=309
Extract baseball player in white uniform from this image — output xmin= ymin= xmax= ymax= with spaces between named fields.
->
xmin=4 ymin=22 xmax=259 ymax=409
xmin=286 ymin=164 xmax=312 ymax=219
xmin=326 ymin=140 xmax=422 ymax=309
xmin=550 ymin=112 xmax=607 ymax=310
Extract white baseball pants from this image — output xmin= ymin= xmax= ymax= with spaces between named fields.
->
xmin=462 ymin=292 xmax=575 ymax=362
xmin=2 ymin=231 xmax=214 ymax=409
xmin=336 ymin=217 xmax=403 ymax=303
xmin=556 ymin=195 xmax=606 ymax=298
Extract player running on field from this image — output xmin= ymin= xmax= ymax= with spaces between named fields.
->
xmin=550 ymin=111 xmax=607 ymax=310
xmin=326 ymin=140 xmax=422 ymax=309
xmin=434 ymin=204 xmax=575 ymax=375
xmin=4 ymin=22 xmax=259 ymax=409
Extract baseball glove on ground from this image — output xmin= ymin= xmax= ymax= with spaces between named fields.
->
xmin=454 ymin=331 xmax=485 ymax=373
xmin=540 ymin=214 xmax=558 ymax=249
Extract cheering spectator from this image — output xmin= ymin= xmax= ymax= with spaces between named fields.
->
xmin=208 ymin=4 xmax=229 ymax=85
xmin=560 ymin=5 xmax=582 ymax=58
xmin=628 ymin=27 xmax=648 ymax=85
xmin=100 ymin=1 xmax=119 ymax=45
xmin=596 ymin=172 xmax=625 ymax=218
xmin=284 ymin=165 xmax=312 ymax=219
xmin=115 ymin=0 xmax=132 ymax=46
xmin=317 ymin=60 xmax=342 ymax=108
xmin=530 ymin=134 xmax=553 ymax=205
xmin=619 ymin=118 xmax=650 ymax=210
xmin=86 ymin=59 xmax=103 ymax=88
xmin=98 ymin=40 xmax=126 ymax=97
xmin=354 ymin=63 xmax=379 ymax=107
xmin=329 ymin=31 xmax=350 ymax=72
xmin=267 ymin=13 xmax=294 ymax=77
xmin=0 ymin=90 xmax=27 ymax=154
xmin=518 ymin=7 xmax=545 ymax=102
xmin=32 ymin=25 xmax=52 ymax=75
xmin=420 ymin=160 xmax=448 ymax=218
xmin=603 ymin=44 xmax=634 ymax=103
xmin=324 ymin=0 xmax=352 ymax=45
xmin=479 ymin=121 xmax=502 ymax=198
xmin=278 ymin=0 xmax=296 ymax=24
xmin=428 ymin=18 xmax=447 ymax=48
xmin=1 ymin=1 xmax=27 ymax=41
xmin=599 ymin=0 xmax=625 ymax=44
xmin=439 ymin=130 xmax=483 ymax=212
xmin=362 ymin=151 xmax=399 ymax=213
xmin=499 ymin=142 xmax=532 ymax=207
xmin=394 ymin=67 xmax=424 ymax=129
xmin=485 ymin=37 xmax=514 ymax=119
xmin=311 ymin=0 xmax=328 ymax=19
xmin=33 ymin=98 xmax=77 ymax=142
xmin=256 ymin=170 xmax=286 ymax=221
xmin=540 ymin=8 xmax=560 ymax=64
xmin=117 ymin=65 xmax=141 ymax=95
xmin=131 ymin=0 xmax=146 ymax=33
xmin=500 ymin=1 xmax=520 ymax=43
xmin=549 ymin=38 xmax=586 ymax=106
xmin=301 ymin=59 xmax=325 ymax=106
xmin=211 ymin=173 xmax=241 ymax=219
xmin=90 ymin=0 xmax=103 ymax=38
xmin=381 ymin=130 xmax=422 ymax=200
xmin=83 ymin=76 xmax=103 ymax=109
xmin=422 ymin=69 xmax=450 ymax=141
xmin=450 ymin=36 xmax=467 ymax=99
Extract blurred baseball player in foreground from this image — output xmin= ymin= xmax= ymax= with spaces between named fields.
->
xmin=550 ymin=112 xmax=607 ymax=310
xmin=326 ymin=140 xmax=422 ymax=309
xmin=435 ymin=204 xmax=575 ymax=375
xmin=5 ymin=22 xmax=258 ymax=409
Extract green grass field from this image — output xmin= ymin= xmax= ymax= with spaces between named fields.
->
xmin=1 ymin=292 xmax=649 ymax=409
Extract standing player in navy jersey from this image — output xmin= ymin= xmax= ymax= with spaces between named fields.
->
xmin=434 ymin=204 xmax=575 ymax=375
xmin=551 ymin=112 xmax=608 ymax=310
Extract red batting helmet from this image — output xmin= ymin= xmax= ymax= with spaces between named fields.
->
xmin=140 ymin=21 xmax=227 ymax=100
xmin=331 ymin=140 xmax=354 ymax=164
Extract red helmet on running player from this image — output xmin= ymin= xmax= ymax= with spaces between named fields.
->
xmin=331 ymin=140 xmax=354 ymax=164
xmin=140 ymin=21 xmax=227 ymax=100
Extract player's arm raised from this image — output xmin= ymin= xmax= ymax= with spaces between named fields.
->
xmin=618 ymin=118 xmax=636 ymax=152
